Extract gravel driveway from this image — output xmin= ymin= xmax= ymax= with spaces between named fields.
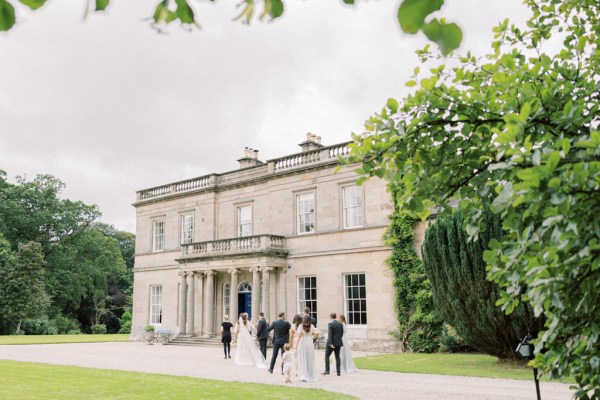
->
xmin=0 ymin=342 xmax=574 ymax=400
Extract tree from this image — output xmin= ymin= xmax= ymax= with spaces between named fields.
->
xmin=347 ymin=0 xmax=599 ymax=396
xmin=0 ymin=238 xmax=49 ymax=334
xmin=422 ymin=211 xmax=542 ymax=360
xmin=385 ymin=208 xmax=441 ymax=352
xmin=0 ymin=0 xmax=462 ymax=55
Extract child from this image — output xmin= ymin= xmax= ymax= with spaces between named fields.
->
xmin=281 ymin=343 xmax=295 ymax=383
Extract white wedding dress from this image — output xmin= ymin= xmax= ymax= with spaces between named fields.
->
xmin=234 ymin=319 xmax=267 ymax=368
xmin=340 ymin=323 xmax=358 ymax=373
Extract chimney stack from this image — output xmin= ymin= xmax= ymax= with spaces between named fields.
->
xmin=237 ymin=147 xmax=263 ymax=169
xmin=299 ymin=132 xmax=324 ymax=152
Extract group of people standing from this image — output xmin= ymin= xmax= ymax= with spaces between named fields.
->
xmin=220 ymin=308 xmax=357 ymax=383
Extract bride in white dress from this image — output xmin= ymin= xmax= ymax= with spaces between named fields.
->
xmin=234 ymin=313 xmax=267 ymax=368
xmin=338 ymin=314 xmax=358 ymax=373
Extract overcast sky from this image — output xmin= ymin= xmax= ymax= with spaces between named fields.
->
xmin=0 ymin=0 xmax=528 ymax=233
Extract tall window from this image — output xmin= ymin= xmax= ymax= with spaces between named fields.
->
xmin=297 ymin=276 xmax=317 ymax=320
xmin=344 ymin=273 xmax=366 ymax=325
xmin=343 ymin=185 xmax=363 ymax=228
xmin=297 ymin=193 xmax=315 ymax=234
xmin=237 ymin=205 xmax=252 ymax=237
xmin=181 ymin=214 xmax=194 ymax=244
xmin=223 ymin=283 xmax=231 ymax=317
xmin=152 ymin=219 xmax=165 ymax=252
xmin=150 ymin=285 xmax=162 ymax=325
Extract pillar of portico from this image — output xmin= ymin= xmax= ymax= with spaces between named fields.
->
xmin=204 ymin=270 xmax=215 ymax=337
xmin=229 ymin=268 xmax=239 ymax=320
xmin=197 ymin=272 xmax=204 ymax=336
xmin=250 ymin=267 xmax=260 ymax=322
xmin=178 ymin=272 xmax=188 ymax=335
xmin=278 ymin=267 xmax=287 ymax=319
xmin=261 ymin=267 xmax=272 ymax=321
xmin=186 ymin=271 xmax=195 ymax=335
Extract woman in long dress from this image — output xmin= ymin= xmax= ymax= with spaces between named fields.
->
xmin=338 ymin=314 xmax=358 ymax=373
xmin=294 ymin=315 xmax=316 ymax=382
xmin=289 ymin=314 xmax=302 ymax=375
xmin=233 ymin=313 xmax=267 ymax=368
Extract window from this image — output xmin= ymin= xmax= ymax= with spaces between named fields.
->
xmin=297 ymin=276 xmax=317 ymax=320
xmin=343 ymin=185 xmax=363 ymax=228
xmin=150 ymin=285 xmax=162 ymax=325
xmin=152 ymin=219 xmax=165 ymax=252
xmin=344 ymin=273 xmax=366 ymax=325
xmin=237 ymin=205 xmax=252 ymax=237
xmin=297 ymin=193 xmax=315 ymax=234
xmin=181 ymin=214 xmax=194 ymax=244
xmin=223 ymin=283 xmax=231 ymax=317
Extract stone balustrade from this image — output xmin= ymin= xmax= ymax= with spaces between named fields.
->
xmin=136 ymin=141 xmax=351 ymax=202
xmin=180 ymin=234 xmax=287 ymax=260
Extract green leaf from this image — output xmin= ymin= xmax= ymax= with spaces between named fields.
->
xmin=397 ymin=0 xmax=443 ymax=34
xmin=387 ymin=98 xmax=399 ymax=114
xmin=175 ymin=0 xmax=195 ymax=24
xmin=422 ymin=19 xmax=462 ymax=55
xmin=95 ymin=0 xmax=109 ymax=11
xmin=18 ymin=0 xmax=46 ymax=10
xmin=268 ymin=0 xmax=284 ymax=19
xmin=342 ymin=0 xmax=355 ymax=4
xmin=0 ymin=0 xmax=15 ymax=31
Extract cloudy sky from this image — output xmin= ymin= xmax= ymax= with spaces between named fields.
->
xmin=0 ymin=0 xmax=528 ymax=233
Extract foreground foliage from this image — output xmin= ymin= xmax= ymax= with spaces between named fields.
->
xmin=347 ymin=0 xmax=599 ymax=397
xmin=0 ymin=360 xmax=355 ymax=400
xmin=0 ymin=0 xmax=462 ymax=55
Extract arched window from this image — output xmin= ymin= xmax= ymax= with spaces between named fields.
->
xmin=238 ymin=281 xmax=251 ymax=292
xmin=223 ymin=283 xmax=230 ymax=318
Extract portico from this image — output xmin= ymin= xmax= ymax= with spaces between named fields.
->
xmin=175 ymin=234 xmax=287 ymax=337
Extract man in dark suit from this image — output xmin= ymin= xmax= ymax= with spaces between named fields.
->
xmin=304 ymin=307 xmax=317 ymax=327
xmin=256 ymin=312 xmax=269 ymax=359
xmin=267 ymin=311 xmax=291 ymax=374
xmin=322 ymin=312 xmax=344 ymax=376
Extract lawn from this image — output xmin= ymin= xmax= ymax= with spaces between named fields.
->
xmin=0 ymin=360 xmax=355 ymax=400
xmin=354 ymin=353 xmax=536 ymax=380
xmin=0 ymin=334 xmax=130 ymax=345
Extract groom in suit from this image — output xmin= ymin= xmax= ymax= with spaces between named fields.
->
xmin=322 ymin=312 xmax=344 ymax=376
xmin=256 ymin=312 xmax=269 ymax=359
xmin=267 ymin=311 xmax=291 ymax=374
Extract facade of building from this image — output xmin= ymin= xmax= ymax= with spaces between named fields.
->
xmin=131 ymin=134 xmax=418 ymax=351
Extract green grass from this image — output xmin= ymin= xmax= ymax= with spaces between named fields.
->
xmin=0 ymin=334 xmax=130 ymax=345
xmin=0 ymin=360 xmax=355 ymax=400
xmin=355 ymin=353 xmax=538 ymax=380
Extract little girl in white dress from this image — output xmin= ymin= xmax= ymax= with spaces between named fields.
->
xmin=281 ymin=343 xmax=295 ymax=383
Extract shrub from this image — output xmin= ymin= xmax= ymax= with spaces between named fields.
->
xmin=52 ymin=315 xmax=80 ymax=334
xmin=145 ymin=324 xmax=155 ymax=332
xmin=20 ymin=319 xmax=49 ymax=335
xmin=67 ymin=329 xmax=82 ymax=335
xmin=46 ymin=326 xmax=59 ymax=335
xmin=91 ymin=324 xmax=107 ymax=334
xmin=440 ymin=324 xmax=471 ymax=353
xmin=118 ymin=311 xmax=132 ymax=334
xmin=408 ymin=327 xmax=441 ymax=353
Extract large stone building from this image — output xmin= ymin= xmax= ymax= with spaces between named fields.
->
xmin=131 ymin=134 xmax=417 ymax=351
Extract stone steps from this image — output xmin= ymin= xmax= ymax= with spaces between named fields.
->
xmin=164 ymin=336 xmax=223 ymax=347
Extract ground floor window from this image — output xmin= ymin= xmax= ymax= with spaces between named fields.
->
xmin=150 ymin=285 xmax=162 ymax=325
xmin=297 ymin=276 xmax=317 ymax=320
xmin=223 ymin=283 xmax=230 ymax=317
xmin=344 ymin=273 xmax=366 ymax=325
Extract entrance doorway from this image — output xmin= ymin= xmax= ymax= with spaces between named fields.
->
xmin=237 ymin=282 xmax=252 ymax=320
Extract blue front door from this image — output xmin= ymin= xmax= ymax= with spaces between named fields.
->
xmin=238 ymin=292 xmax=252 ymax=320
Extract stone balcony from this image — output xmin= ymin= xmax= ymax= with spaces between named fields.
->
xmin=177 ymin=234 xmax=287 ymax=262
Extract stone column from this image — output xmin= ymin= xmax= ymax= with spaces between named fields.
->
xmin=186 ymin=272 xmax=195 ymax=335
xmin=250 ymin=267 xmax=260 ymax=322
xmin=178 ymin=272 xmax=188 ymax=335
xmin=261 ymin=267 xmax=272 ymax=320
xmin=197 ymin=272 xmax=204 ymax=336
xmin=204 ymin=270 xmax=215 ymax=337
xmin=229 ymin=268 xmax=239 ymax=320
xmin=278 ymin=267 xmax=287 ymax=319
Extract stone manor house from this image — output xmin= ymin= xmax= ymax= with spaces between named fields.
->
xmin=131 ymin=134 xmax=425 ymax=351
